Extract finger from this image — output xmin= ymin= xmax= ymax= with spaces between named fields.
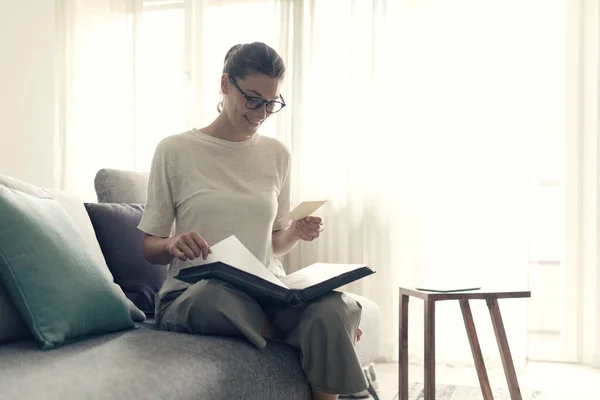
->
xmin=191 ymin=232 xmax=211 ymax=259
xmin=303 ymin=228 xmax=319 ymax=239
xmin=302 ymin=221 xmax=323 ymax=233
xmin=295 ymin=224 xmax=315 ymax=241
xmin=295 ymin=222 xmax=311 ymax=237
xmin=293 ymin=223 xmax=311 ymax=241
xmin=298 ymin=222 xmax=321 ymax=238
xmin=182 ymin=235 xmax=202 ymax=258
xmin=177 ymin=243 xmax=196 ymax=260
xmin=299 ymin=217 xmax=323 ymax=229
xmin=171 ymin=247 xmax=188 ymax=261
xmin=303 ymin=216 xmax=323 ymax=225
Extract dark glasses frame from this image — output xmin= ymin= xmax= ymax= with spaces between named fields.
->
xmin=229 ymin=76 xmax=286 ymax=114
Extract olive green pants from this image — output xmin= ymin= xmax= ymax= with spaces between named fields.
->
xmin=156 ymin=279 xmax=368 ymax=395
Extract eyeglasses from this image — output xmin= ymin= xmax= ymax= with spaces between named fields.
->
xmin=229 ymin=76 xmax=286 ymax=114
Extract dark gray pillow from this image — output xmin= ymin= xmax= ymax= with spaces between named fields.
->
xmin=84 ymin=203 xmax=167 ymax=315
xmin=0 ymin=283 xmax=32 ymax=343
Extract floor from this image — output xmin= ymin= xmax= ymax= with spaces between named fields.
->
xmin=372 ymin=361 xmax=600 ymax=400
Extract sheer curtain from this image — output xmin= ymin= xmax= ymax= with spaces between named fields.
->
xmin=56 ymin=0 xmax=572 ymax=366
xmin=580 ymin=0 xmax=600 ymax=367
xmin=271 ymin=0 xmax=545 ymax=365
xmin=55 ymin=0 xmax=141 ymax=202
xmin=55 ymin=0 xmax=187 ymax=202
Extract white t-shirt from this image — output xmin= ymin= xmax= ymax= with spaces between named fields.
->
xmin=137 ymin=128 xmax=292 ymax=302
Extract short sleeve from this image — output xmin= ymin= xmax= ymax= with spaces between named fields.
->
xmin=272 ymin=150 xmax=292 ymax=232
xmin=137 ymin=139 xmax=176 ymax=237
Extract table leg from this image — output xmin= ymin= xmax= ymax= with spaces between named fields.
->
xmin=460 ymin=299 xmax=494 ymax=400
xmin=399 ymin=293 xmax=409 ymax=400
xmin=487 ymin=298 xmax=522 ymax=400
xmin=424 ymin=299 xmax=435 ymax=400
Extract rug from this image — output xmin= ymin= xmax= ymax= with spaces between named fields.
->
xmin=391 ymin=383 xmax=590 ymax=400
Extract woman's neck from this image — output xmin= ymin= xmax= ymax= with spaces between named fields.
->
xmin=201 ymin=112 xmax=254 ymax=142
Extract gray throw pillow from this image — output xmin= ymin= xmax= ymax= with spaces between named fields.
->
xmin=94 ymin=169 xmax=149 ymax=204
xmin=0 ymin=283 xmax=32 ymax=343
xmin=85 ymin=203 xmax=167 ymax=315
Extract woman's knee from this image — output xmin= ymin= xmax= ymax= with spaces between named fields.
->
xmin=184 ymin=279 xmax=250 ymax=316
xmin=181 ymin=279 xmax=265 ymax=335
xmin=306 ymin=292 xmax=362 ymax=328
xmin=185 ymin=279 xmax=229 ymax=303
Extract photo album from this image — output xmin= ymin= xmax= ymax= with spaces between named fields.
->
xmin=174 ymin=201 xmax=375 ymax=306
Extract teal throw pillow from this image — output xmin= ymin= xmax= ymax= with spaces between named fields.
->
xmin=0 ymin=186 xmax=134 ymax=349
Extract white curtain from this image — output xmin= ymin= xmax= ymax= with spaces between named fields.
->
xmin=580 ymin=0 xmax=600 ymax=367
xmin=273 ymin=0 xmax=544 ymax=366
xmin=56 ymin=0 xmax=574 ymax=367
xmin=274 ymin=0 xmax=575 ymax=366
xmin=55 ymin=0 xmax=141 ymax=202
xmin=55 ymin=0 xmax=187 ymax=202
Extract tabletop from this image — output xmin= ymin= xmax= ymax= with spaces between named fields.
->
xmin=399 ymin=287 xmax=531 ymax=301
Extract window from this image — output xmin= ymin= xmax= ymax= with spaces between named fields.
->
xmin=136 ymin=0 xmax=284 ymax=171
xmin=197 ymin=0 xmax=282 ymax=138
xmin=136 ymin=0 xmax=186 ymax=171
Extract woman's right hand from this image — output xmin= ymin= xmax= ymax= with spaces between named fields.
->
xmin=163 ymin=232 xmax=212 ymax=261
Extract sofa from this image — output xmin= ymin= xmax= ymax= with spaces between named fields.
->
xmin=0 ymin=169 xmax=381 ymax=400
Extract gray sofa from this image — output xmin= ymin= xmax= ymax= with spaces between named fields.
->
xmin=0 ymin=169 xmax=381 ymax=400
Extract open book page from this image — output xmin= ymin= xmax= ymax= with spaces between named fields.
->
xmin=181 ymin=235 xmax=289 ymax=289
xmin=280 ymin=263 xmax=367 ymax=290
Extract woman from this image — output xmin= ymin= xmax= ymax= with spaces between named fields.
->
xmin=138 ymin=42 xmax=367 ymax=400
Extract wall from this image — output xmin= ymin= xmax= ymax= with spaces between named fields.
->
xmin=0 ymin=1 xmax=56 ymax=188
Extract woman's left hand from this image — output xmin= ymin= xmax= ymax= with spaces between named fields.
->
xmin=292 ymin=216 xmax=324 ymax=241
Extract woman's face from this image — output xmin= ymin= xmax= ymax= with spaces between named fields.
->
xmin=222 ymin=73 xmax=282 ymax=135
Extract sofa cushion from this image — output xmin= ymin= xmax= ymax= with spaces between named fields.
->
xmin=0 ymin=324 xmax=312 ymax=400
xmin=84 ymin=203 xmax=167 ymax=315
xmin=94 ymin=168 xmax=149 ymax=204
xmin=0 ymin=186 xmax=137 ymax=349
xmin=0 ymin=174 xmax=145 ymax=344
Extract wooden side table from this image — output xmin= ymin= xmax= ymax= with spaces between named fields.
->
xmin=398 ymin=288 xmax=531 ymax=400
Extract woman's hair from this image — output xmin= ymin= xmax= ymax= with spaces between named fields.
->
xmin=218 ymin=42 xmax=285 ymax=112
